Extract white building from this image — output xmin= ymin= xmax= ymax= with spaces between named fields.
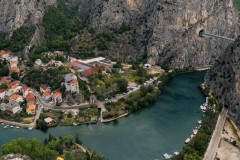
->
xmin=64 ymin=73 xmax=79 ymax=93
xmin=0 ymin=89 xmax=6 ymax=99
xmin=6 ymin=102 xmax=21 ymax=114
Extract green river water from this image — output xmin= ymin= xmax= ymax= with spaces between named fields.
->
xmin=0 ymin=71 xmax=206 ymax=160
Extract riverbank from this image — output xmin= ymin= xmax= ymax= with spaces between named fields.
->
xmin=101 ymin=113 xmax=129 ymax=123
xmin=172 ymin=84 xmax=223 ymax=160
xmin=0 ymin=71 xmax=206 ymax=160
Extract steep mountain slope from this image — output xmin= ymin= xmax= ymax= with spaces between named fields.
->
xmin=0 ymin=0 xmax=56 ymax=48
xmin=0 ymin=0 xmax=239 ymax=68
xmin=205 ymin=37 xmax=240 ymax=126
xmin=78 ymin=0 xmax=240 ymax=68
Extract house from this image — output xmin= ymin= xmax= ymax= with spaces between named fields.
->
xmin=0 ymin=89 xmax=6 ymax=99
xmin=8 ymin=56 xmax=18 ymax=63
xmin=8 ymin=81 xmax=21 ymax=93
xmin=64 ymin=73 xmax=79 ymax=93
xmin=43 ymin=91 xmax=52 ymax=101
xmin=6 ymin=102 xmax=21 ymax=114
xmin=22 ymin=86 xmax=32 ymax=98
xmin=26 ymin=103 xmax=36 ymax=115
xmin=52 ymin=90 xmax=62 ymax=104
xmin=11 ymin=66 xmax=20 ymax=73
xmin=44 ymin=117 xmax=53 ymax=124
xmin=0 ymin=50 xmax=11 ymax=59
xmin=10 ymin=94 xmax=23 ymax=103
xmin=1 ymin=77 xmax=9 ymax=84
xmin=26 ymin=93 xmax=36 ymax=104
xmin=80 ymin=67 xmax=103 ymax=77
xmin=40 ymin=84 xmax=51 ymax=93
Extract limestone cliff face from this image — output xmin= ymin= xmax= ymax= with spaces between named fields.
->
xmin=205 ymin=38 xmax=240 ymax=126
xmin=78 ymin=0 xmax=240 ymax=68
xmin=0 ymin=0 xmax=56 ymax=48
xmin=0 ymin=0 xmax=239 ymax=67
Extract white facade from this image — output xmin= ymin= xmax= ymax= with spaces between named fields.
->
xmin=0 ymin=90 xmax=6 ymax=99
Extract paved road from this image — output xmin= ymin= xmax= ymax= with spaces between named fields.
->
xmin=203 ymin=108 xmax=228 ymax=160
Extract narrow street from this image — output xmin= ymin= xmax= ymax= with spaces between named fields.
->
xmin=203 ymin=108 xmax=228 ymax=160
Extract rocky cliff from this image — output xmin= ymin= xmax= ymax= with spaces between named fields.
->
xmin=205 ymin=37 xmax=240 ymax=126
xmin=0 ymin=0 xmax=56 ymax=48
xmin=0 ymin=0 xmax=239 ymax=68
xmin=77 ymin=0 xmax=240 ymax=68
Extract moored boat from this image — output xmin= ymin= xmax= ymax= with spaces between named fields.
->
xmin=185 ymin=138 xmax=191 ymax=144
xmin=174 ymin=152 xmax=179 ymax=155
xmin=163 ymin=153 xmax=172 ymax=159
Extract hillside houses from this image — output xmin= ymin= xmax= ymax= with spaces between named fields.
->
xmin=64 ymin=73 xmax=79 ymax=93
xmin=0 ymin=50 xmax=11 ymax=59
xmin=52 ymin=90 xmax=62 ymax=104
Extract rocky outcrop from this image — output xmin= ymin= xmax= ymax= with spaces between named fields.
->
xmin=77 ymin=0 xmax=240 ymax=68
xmin=0 ymin=0 xmax=56 ymax=49
xmin=205 ymin=37 xmax=240 ymax=126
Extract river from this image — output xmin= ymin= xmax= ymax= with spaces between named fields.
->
xmin=0 ymin=71 xmax=206 ymax=160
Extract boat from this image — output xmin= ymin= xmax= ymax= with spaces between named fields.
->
xmin=185 ymin=138 xmax=191 ymax=144
xmin=3 ymin=126 xmax=8 ymax=129
xmin=10 ymin=126 xmax=14 ymax=128
xmin=15 ymin=126 xmax=20 ymax=129
xmin=174 ymin=152 xmax=179 ymax=155
xmin=28 ymin=127 xmax=33 ymax=130
xmin=163 ymin=153 xmax=172 ymax=159
xmin=198 ymin=120 xmax=202 ymax=124
xmin=190 ymin=134 xmax=194 ymax=139
xmin=193 ymin=129 xmax=198 ymax=135
xmin=1 ymin=122 xmax=4 ymax=125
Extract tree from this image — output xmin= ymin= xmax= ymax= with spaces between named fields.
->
xmin=1 ymin=138 xmax=58 ymax=159
xmin=63 ymin=135 xmax=74 ymax=148
xmin=116 ymin=78 xmax=128 ymax=93
xmin=0 ymin=84 xmax=8 ymax=89
xmin=36 ymin=119 xmax=48 ymax=131
xmin=136 ymin=67 xmax=147 ymax=77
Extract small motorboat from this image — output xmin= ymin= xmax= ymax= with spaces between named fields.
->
xmin=15 ymin=126 xmax=20 ymax=129
xmin=185 ymin=138 xmax=191 ymax=144
xmin=198 ymin=120 xmax=202 ymax=124
xmin=28 ymin=127 xmax=33 ymax=130
xmin=174 ymin=152 xmax=179 ymax=155
xmin=3 ymin=126 xmax=8 ymax=129
xmin=10 ymin=126 xmax=14 ymax=128
xmin=163 ymin=153 xmax=172 ymax=159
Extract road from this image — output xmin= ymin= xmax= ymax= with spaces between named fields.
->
xmin=203 ymin=108 xmax=228 ymax=160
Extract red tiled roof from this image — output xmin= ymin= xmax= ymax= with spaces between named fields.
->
xmin=0 ymin=89 xmax=6 ymax=93
xmin=10 ymin=94 xmax=22 ymax=100
xmin=26 ymin=93 xmax=35 ymax=101
xmin=81 ymin=67 xmax=104 ymax=76
xmin=52 ymin=90 xmax=62 ymax=97
xmin=26 ymin=104 xmax=36 ymax=111
xmin=70 ymin=79 xmax=78 ymax=84
xmin=8 ymin=81 xmax=19 ymax=88
xmin=22 ymin=86 xmax=32 ymax=92
xmin=1 ymin=77 xmax=8 ymax=83
xmin=11 ymin=66 xmax=20 ymax=73
xmin=0 ymin=50 xmax=11 ymax=56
